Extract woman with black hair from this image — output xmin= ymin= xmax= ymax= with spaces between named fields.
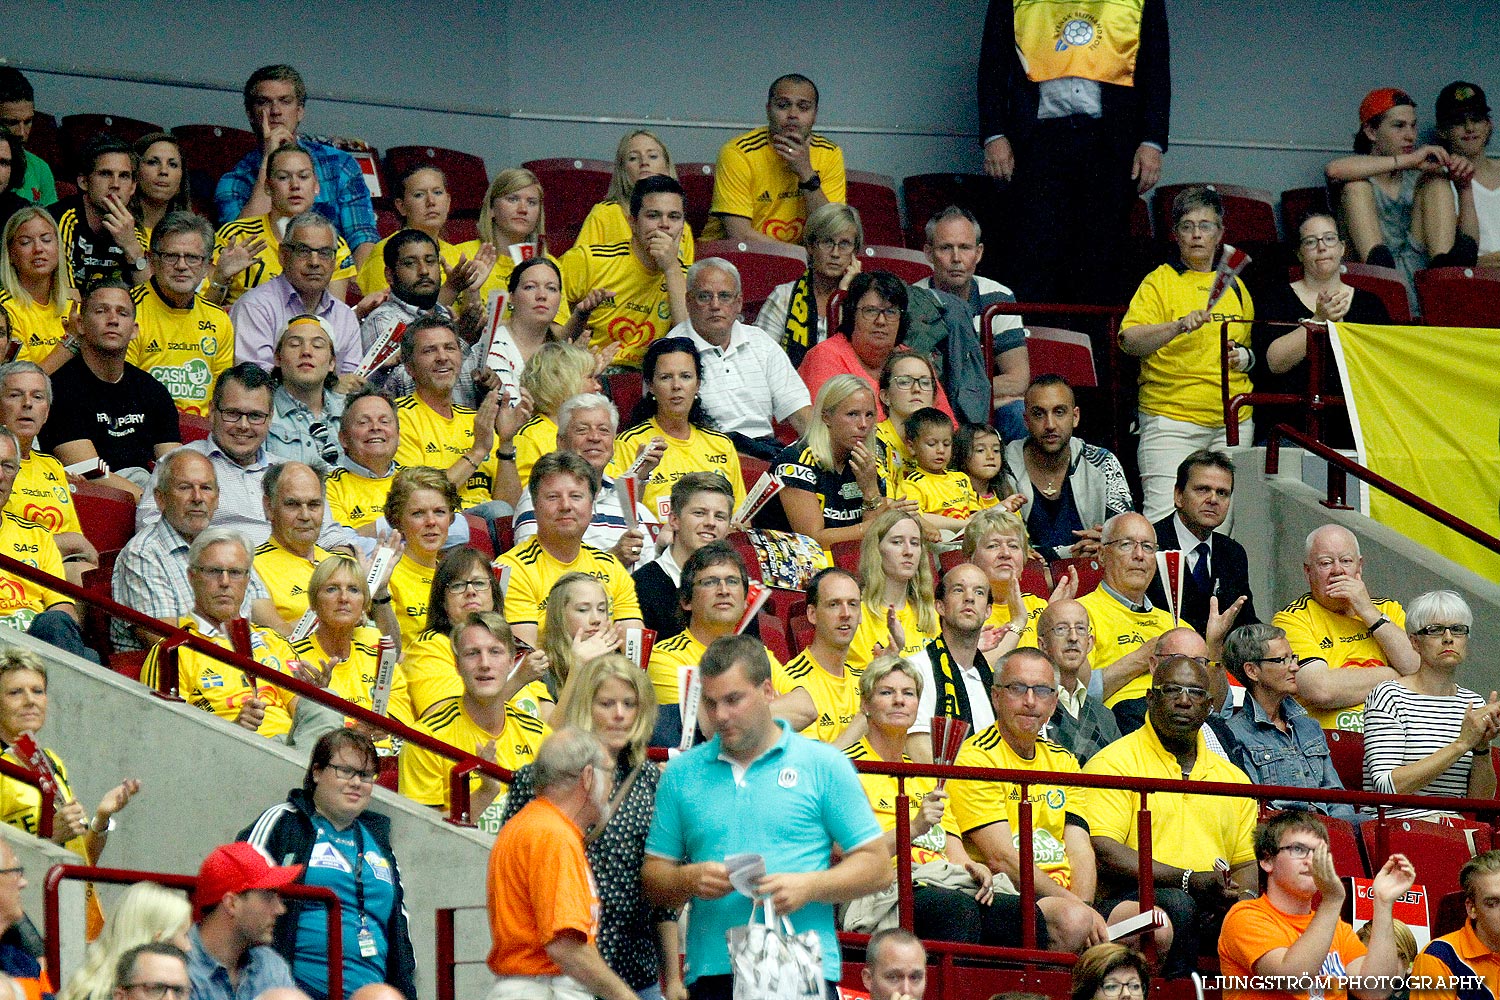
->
xmin=613 ymin=335 xmax=744 ymax=516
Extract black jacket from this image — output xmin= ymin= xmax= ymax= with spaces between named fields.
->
xmin=237 ymin=789 xmax=417 ymax=1000
xmin=1145 ymin=514 xmax=1259 ymax=636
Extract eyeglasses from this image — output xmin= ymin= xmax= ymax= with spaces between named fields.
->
xmin=1276 ymin=842 xmax=1319 ymax=859
xmin=1416 ymin=624 xmax=1471 ymax=637
xmin=286 ymin=243 xmax=337 ymax=262
xmin=691 ymin=290 xmax=738 ymax=304
xmin=1045 ymin=624 xmax=1091 ymax=638
xmin=814 ymin=238 xmax=856 ymax=253
xmin=693 ymin=575 xmax=744 ymax=590
xmin=121 ymin=983 xmax=189 ymax=999
xmin=1103 ymin=538 xmax=1158 ymax=555
xmin=1311 ymin=556 xmax=1358 ymax=571
xmin=890 ymin=375 xmax=935 ymax=391
xmin=1099 ymin=982 xmax=1144 ymax=998
xmin=1257 ymin=654 xmax=1299 ymax=667
xmin=1298 ymin=233 xmax=1342 ymax=250
xmin=1152 ymin=683 xmax=1211 ymax=702
xmin=997 ymin=682 xmax=1057 ymax=699
xmin=153 ymin=251 xmax=206 ymax=267
xmin=190 ymin=565 xmax=250 ymax=581
xmin=445 ymin=578 xmax=491 ymax=595
xmin=216 ymin=408 xmax=270 ymax=426
xmin=857 ymin=305 xmax=902 ymax=321
xmin=1175 ymin=220 xmax=1221 ymax=236
xmin=325 ymin=763 xmax=378 ymax=784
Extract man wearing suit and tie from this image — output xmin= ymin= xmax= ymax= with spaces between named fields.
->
xmin=1147 ymin=450 xmax=1259 ymax=640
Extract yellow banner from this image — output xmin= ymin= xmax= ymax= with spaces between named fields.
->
xmin=1331 ymin=322 xmax=1500 ymax=580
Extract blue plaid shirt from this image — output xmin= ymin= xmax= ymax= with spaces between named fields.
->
xmin=214 ymin=135 xmax=378 ymax=249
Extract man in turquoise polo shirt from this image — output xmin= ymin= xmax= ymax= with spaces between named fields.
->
xmin=644 ymin=633 xmax=889 ymax=1000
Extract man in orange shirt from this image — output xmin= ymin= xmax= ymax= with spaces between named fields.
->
xmin=486 ymin=727 xmax=636 ymax=1000
xmin=1410 ymin=850 xmax=1500 ymax=1000
xmin=1218 ymin=812 xmax=1414 ymax=1000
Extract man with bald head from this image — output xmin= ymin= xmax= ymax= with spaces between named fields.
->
xmin=1273 ymin=524 xmax=1417 ymax=732
xmin=251 ymin=461 xmax=333 ymax=627
xmin=1038 ymin=598 xmax=1118 ymax=764
xmin=1084 ymin=654 xmax=1259 ymax=976
xmin=908 ymin=562 xmax=1002 ymax=742
xmin=347 ymin=984 xmax=406 ymax=1000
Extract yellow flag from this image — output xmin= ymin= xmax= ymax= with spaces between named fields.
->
xmin=1332 ymin=322 xmax=1500 ymax=580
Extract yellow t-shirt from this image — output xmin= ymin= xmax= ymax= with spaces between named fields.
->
xmin=986 ymin=592 xmax=1048 ymax=647
xmin=7 ymin=451 xmax=80 ymax=535
xmin=291 ymin=626 xmax=415 ymax=739
xmin=213 ymin=215 xmax=356 ymax=307
xmin=388 ymin=554 xmax=436 ymax=650
xmin=1123 ymin=262 xmax=1254 ymax=427
xmin=843 ymin=739 xmax=956 ymax=866
xmin=648 ymin=627 xmax=782 ymax=708
xmin=898 ymin=467 xmax=982 ymax=520
xmin=612 ymin=418 xmax=745 ymax=519
xmin=512 ymin=414 xmax=556 ymax=491
xmin=0 ymin=291 xmax=66 ymax=365
xmin=355 ymin=234 xmax=461 ymax=297
xmin=0 ymin=512 xmax=67 ymax=631
xmin=392 ymin=394 xmax=498 ymax=508
xmin=325 ymin=465 xmax=394 ymax=530
xmin=1082 ymin=718 xmax=1257 ymax=873
xmin=0 ymin=744 xmax=86 ymax=860
xmin=401 ymin=628 xmax=553 ymax=719
xmin=252 ymin=538 xmax=331 ymax=624
xmin=576 ymin=201 xmax=697 ymax=263
xmin=1077 ymin=586 xmax=1176 ymax=708
xmin=847 ymin=600 xmax=938 ymax=676
xmin=773 ymin=649 xmax=861 ymax=743
xmin=875 ymin=419 xmax=913 ymax=482
xmin=558 ymin=240 xmax=685 ymax=369
xmin=1274 ymin=593 xmax=1407 ymax=732
xmin=456 ymin=246 xmax=571 ymax=327
xmin=950 ymin=727 xmax=1085 ymax=888
xmin=703 ymin=128 xmax=848 ymax=244
xmin=126 ymin=282 xmax=234 ymax=416
xmin=141 ymin=617 xmax=299 ymax=738
xmin=398 ymin=697 xmax=549 ymax=833
xmin=496 ymin=537 xmax=641 ymax=629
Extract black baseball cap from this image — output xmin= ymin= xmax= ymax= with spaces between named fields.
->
xmin=1436 ymin=81 xmax=1490 ymax=127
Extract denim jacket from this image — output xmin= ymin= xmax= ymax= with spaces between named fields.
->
xmin=1224 ymin=695 xmax=1359 ymax=822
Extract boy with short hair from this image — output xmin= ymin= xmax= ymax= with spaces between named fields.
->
xmin=898 ymin=406 xmax=981 ymax=536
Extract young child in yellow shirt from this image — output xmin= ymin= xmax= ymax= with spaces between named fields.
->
xmin=897 ymin=407 xmax=982 ymax=537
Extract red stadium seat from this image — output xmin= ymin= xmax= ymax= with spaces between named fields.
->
xmin=172 ymin=124 xmax=257 ymax=183
xmin=464 ymin=513 xmax=495 ymax=559
xmin=385 ymin=145 xmax=489 ymax=216
xmin=1281 ymin=185 xmax=1333 ymax=233
xmin=1360 ymin=819 xmax=1474 ymax=898
xmin=107 ymin=650 xmax=148 ymax=681
xmin=73 ymin=480 xmax=138 ymax=555
xmin=901 ymin=173 xmax=994 ymax=250
xmin=178 ymin=412 xmax=210 ymax=443
xmin=740 ymin=455 xmax=769 ymax=496
xmin=694 ymin=240 xmax=807 ymax=320
xmin=27 ymin=112 xmax=60 ymax=171
xmin=677 ymin=162 xmax=716 ymax=238
xmin=1153 ymin=183 xmax=1279 ymax=245
xmin=1020 ymin=557 xmax=1052 ymax=598
xmin=763 ymin=587 xmax=803 ymax=623
xmin=59 ymin=114 xmax=162 ymax=172
xmin=757 ymin=612 xmax=792 ymax=662
xmin=1323 ymin=816 xmax=1368 ymax=879
xmin=1415 ymin=267 xmax=1500 ymax=328
xmin=447 ymin=217 xmax=479 ymax=245
xmin=860 ymin=246 xmax=933 ymax=285
xmin=1051 ymin=557 xmax=1103 ymax=596
xmin=1024 ymin=326 xmax=1099 ymax=387
xmin=521 ymin=158 xmax=612 ymax=255
xmin=830 ymin=540 xmax=862 ymax=575
xmin=1434 ymin=890 xmax=1467 ymax=937
xmin=1324 ymin=728 xmax=1364 ymax=793
xmin=790 ymin=613 xmax=813 ymax=654
xmin=607 ymin=371 xmax=644 ymax=426
xmin=1338 ymin=262 xmax=1414 ymax=324
xmin=845 ymin=171 xmax=904 ymax=247
xmin=80 ymin=555 xmax=118 ymax=657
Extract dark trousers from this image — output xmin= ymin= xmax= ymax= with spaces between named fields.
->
xmin=914 ymin=883 xmax=1049 ymax=949
xmin=690 ymin=975 xmax=839 ymax=1000
xmin=1102 ymin=886 xmax=1228 ymax=978
xmin=28 ymin=609 xmax=100 ymax=664
xmin=727 ymin=432 xmax=787 ymax=463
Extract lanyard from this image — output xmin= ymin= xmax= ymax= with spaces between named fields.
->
xmin=350 ymin=822 xmax=367 ymax=932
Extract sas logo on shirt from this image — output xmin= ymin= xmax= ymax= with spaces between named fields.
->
xmin=1114 ymin=631 xmax=1150 ymax=646
xmin=708 ymin=453 xmax=727 ymax=465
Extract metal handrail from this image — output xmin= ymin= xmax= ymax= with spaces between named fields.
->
xmin=0 ymin=552 xmax=514 ymax=825
xmin=1266 ymin=425 xmax=1500 ymax=556
xmin=1221 ymin=319 xmax=1342 ymax=446
xmin=44 ymin=863 xmax=344 ymax=998
xmin=0 ymin=759 xmax=52 ymax=839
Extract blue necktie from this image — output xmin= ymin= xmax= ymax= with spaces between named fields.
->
xmin=1190 ymin=541 xmax=1211 ymax=594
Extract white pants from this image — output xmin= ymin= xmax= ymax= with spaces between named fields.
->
xmin=1136 ymin=411 xmax=1252 ymax=526
xmin=488 ymin=974 xmax=593 ymax=1000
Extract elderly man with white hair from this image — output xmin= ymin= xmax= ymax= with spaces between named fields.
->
xmin=666 ymin=256 xmax=811 ymax=460
xmin=1272 ymin=523 xmax=1418 ymax=733
xmin=510 ymin=392 xmax=658 ymax=569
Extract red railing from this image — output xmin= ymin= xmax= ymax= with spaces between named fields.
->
xmin=0 ymin=552 xmax=514 ymax=826
xmin=0 ymin=759 xmax=53 ymax=839
xmin=1220 ymin=319 xmax=1341 ymax=446
xmin=44 ymin=863 xmax=344 ymax=998
xmin=1266 ymin=425 xmax=1500 ymax=556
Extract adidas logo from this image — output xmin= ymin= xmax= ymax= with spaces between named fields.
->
xmin=819 ymin=713 xmax=833 ymax=727
xmin=424 ymin=442 xmax=439 ymax=453
xmin=1319 ymin=636 xmax=1333 ymax=649
xmin=147 ymin=340 xmax=160 ymax=352
xmin=291 ymin=585 xmax=305 ymax=595
xmin=349 ymin=506 xmax=364 ymax=519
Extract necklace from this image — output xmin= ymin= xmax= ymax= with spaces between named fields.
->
xmin=1025 ymin=450 xmax=1062 ymax=497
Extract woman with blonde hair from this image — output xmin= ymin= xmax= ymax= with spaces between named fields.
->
xmin=962 ymin=507 xmax=1074 ymax=646
xmin=576 ymin=130 xmax=697 ymax=265
xmin=462 ymin=167 xmax=571 ymax=325
xmin=757 ymin=202 xmax=864 ymax=366
xmin=847 ymin=508 xmax=939 ymax=672
xmin=384 ymin=465 xmax=461 ymax=648
xmin=57 ymin=882 xmax=190 ymax=1000
xmin=512 ymin=339 xmax=601 ymax=484
xmin=0 ymin=206 xmax=72 ymax=369
xmin=539 ymin=572 xmax=623 ymax=707
xmin=500 ymin=654 xmax=683 ymax=1000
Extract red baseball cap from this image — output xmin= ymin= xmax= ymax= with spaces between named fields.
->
xmin=194 ymin=842 xmax=304 ymax=911
xmin=1359 ymin=88 xmax=1413 ymax=125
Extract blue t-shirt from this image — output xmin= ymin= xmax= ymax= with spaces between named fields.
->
xmin=646 ymin=719 xmax=882 ymax=983
xmin=293 ymin=816 xmax=397 ymax=998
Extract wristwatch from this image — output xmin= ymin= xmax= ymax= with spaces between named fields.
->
xmin=129 ymin=256 xmax=150 ymax=273
xmin=797 ymin=173 xmax=822 ymax=192
xmin=1367 ymin=615 xmax=1391 ymax=633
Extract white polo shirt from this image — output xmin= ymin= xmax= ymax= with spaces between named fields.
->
xmin=671 ymin=319 xmax=810 ymax=439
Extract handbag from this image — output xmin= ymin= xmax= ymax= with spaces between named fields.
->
xmin=727 ymin=897 xmax=824 ymax=1000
